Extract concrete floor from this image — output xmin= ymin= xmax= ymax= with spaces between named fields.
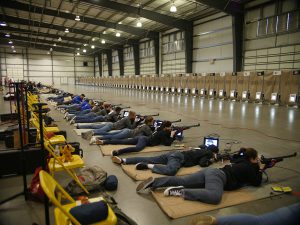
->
xmin=0 ymin=84 xmax=300 ymax=225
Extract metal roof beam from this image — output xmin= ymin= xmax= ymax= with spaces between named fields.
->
xmin=0 ymin=32 xmax=82 ymax=49
xmin=2 ymin=15 xmax=122 ymax=43
xmin=1 ymin=26 xmax=109 ymax=49
xmin=0 ymin=1 xmax=158 ymax=39
xmin=195 ymin=0 xmax=243 ymax=15
xmin=81 ymin=0 xmax=192 ymax=30
xmin=0 ymin=39 xmax=73 ymax=53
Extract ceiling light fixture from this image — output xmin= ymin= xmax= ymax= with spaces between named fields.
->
xmin=101 ymin=39 xmax=106 ymax=44
xmin=13 ymin=50 xmax=16 ymax=53
xmin=170 ymin=1 xmax=177 ymax=12
xmin=8 ymin=41 xmax=13 ymax=44
xmin=83 ymin=43 xmax=87 ymax=46
xmin=76 ymin=52 xmax=80 ymax=56
xmin=47 ymin=51 xmax=50 ymax=54
xmin=136 ymin=18 xmax=142 ymax=27
xmin=50 ymin=48 xmax=53 ymax=52
xmin=118 ymin=21 xmax=122 ymax=24
xmin=53 ymin=43 xmax=57 ymax=46
xmin=11 ymin=45 xmax=14 ymax=48
xmin=83 ymin=49 xmax=86 ymax=53
xmin=65 ymin=28 xmax=69 ymax=33
xmin=0 ymin=21 xmax=7 ymax=26
xmin=77 ymin=48 xmax=80 ymax=50
xmin=91 ymin=45 xmax=95 ymax=49
xmin=58 ymin=37 xmax=62 ymax=41
xmin=92 ymin=37 xmax=95 ymax=41
xmin=116 ymin=32 xmax=121 ymax=37
xmin=75 ymin=15 xmax=80 ymax=21
xmin=103 ymin=31 xmax=107 ymax=34
xmin=5 ymin=33 xmax=10 ymax=37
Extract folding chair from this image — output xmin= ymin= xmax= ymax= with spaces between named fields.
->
xmin=39 ymin=170 xmax=117 ymax=225
xmin=44 ymin=141 xmax=89 ymax=194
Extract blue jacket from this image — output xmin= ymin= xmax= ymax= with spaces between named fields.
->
xmin=71 ymin=95 xmax=82 ymax=104
xmin=81 ymin=102 xmax=91 ymax=110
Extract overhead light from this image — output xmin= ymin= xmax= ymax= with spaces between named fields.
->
xmin=8 ymin=41 xmax=13 ymax=44
xmin=103 ymin=31 xmax=106 ymax=34
xmin=91 ymin=45 xmax=95 ymax=49
xmin=83 ymin=49 xmax=86 ymax=53
xmin=75 ymin=15 xmax=80 ymax=21
xmin=136 ymin=19 xmax=142 ymax=27
xmin=58 ymin=37 xmax=62 ymax=41
xmin=170 ymin=2 xmax=177 ymax=12
xmin=11 ymin=45 xmax=14 ymax=48
xmin=53 ymin=43 xmax=57 ymax=46
xmin=13 ymin=50 xmax=16 ymax=53
xmin=101 ymin=39 xmax=106 ymax=44
xmin=50 ymin=48 xmax=53 ymax=52
xmin=65 ymin=28 xmax=69 ymax=33
xmin=83 ymin=43 xmax=88 ymax=46
xmin=118 ymin=21 xmax=122 ymax=24
xmin=76 ymin=52 xmax=80 ymax=56
xmin=47 ymin=51 xmax=50 ymax=54
xmin=77 ymin=48 xmax=80 ymax=50
xmin=116 ymin=32 xmax=121 ymax=37
xmin=5 ymin=33 xmax=10 ymax=37
xmin=0 ymin=21 xmax=7 ymax=26
xmin=92 ymin=37 xmax=95 ymax=41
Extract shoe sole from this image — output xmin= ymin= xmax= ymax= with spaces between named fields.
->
xmin=112 ymin=156 xmax=122 ymax=164
xmin=163 ymin=186 xmax=184 ymax=196
xmin=136 ymin=177 xmax=154 ymax=194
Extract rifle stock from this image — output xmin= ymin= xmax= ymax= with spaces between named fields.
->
xmin=261 ymin=152 xmax=297 ymax=165
xmin=260 ymin=152 xmax=297 ymax=171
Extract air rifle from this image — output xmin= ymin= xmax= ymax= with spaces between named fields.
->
xmin=260 ymin=152 xmax=297 ymax=170
xmin=172 ymin=123 xmax=200 ymax=131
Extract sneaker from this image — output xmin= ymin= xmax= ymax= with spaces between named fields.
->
xmin=111 ymin=150 xmax=118 ymax=156
xmin=112 ymin=156 xmax=123 ymax=164
xmin=81 ymin=130 xmax=94 ymax=140
xmin=189 ymin=215 xmax=217 ymax=225
xmin=136 ymin=177 xmax=154 ymax=194
xmin=163 ymin=186 xmax=184 ymax=197
xmin=69 ymin=116 xmax=76 ymax=124
xmin=89 ymin=136 xmax=97 ymax=145
xmin=135 ymin=162 xmax=148 ymax=170
xmin=96 ymin=139 xmax=104 ymax=145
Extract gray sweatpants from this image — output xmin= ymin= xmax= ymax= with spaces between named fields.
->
xmin=152 ymin=168 xmax=226 ymax=204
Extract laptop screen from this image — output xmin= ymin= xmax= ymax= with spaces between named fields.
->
xmin=153 ymin=120 xmax=163 ymax=128
xmin=203 ymin=137 xmax=219 ymax=148
xmin=123 ymin=111 xmax=129 ymax=117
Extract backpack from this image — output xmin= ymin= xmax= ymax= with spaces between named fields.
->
xmin=28 ymin=167 xmax=45 ymax=202
xmin=65 ymin=166 xmax=107 ymax=195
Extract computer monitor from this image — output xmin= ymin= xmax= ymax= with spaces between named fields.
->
xmin=203 ymin=137 xmax=219 ymax=148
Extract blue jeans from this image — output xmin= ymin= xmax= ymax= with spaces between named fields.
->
xmin=126 ymin=151 xmax=184 ymax=176
xmin=77 ymin=122 xmax=111 ymax=129
xmin=104 ymin=136 xmax=151 ymax=155
xmin=152 ymin=168 xmax=226 ymax=204
xmin=98 ymin=128 xmax=131 ymax=140
xmin=93 ymin=123 xmax=114 ymax=135
xmin=75 ymin=115 xmax=106 ymax=123
xmin=217 ymin=203 xmax=300 ymax=225
xmin=59 ymin=104 xmax=81 ymax=110
xmin=72 ymin=109 xmax=91 ymax=115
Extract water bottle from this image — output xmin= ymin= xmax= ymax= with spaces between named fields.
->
xmin=54 ymin=145 xmax=60 ymax=156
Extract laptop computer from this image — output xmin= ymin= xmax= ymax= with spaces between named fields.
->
xmin=203 ymin=136 xmax=219 ymax=148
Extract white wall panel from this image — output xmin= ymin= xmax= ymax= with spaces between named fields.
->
xmin=0 ymin=45 xmax=93 ymax=85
